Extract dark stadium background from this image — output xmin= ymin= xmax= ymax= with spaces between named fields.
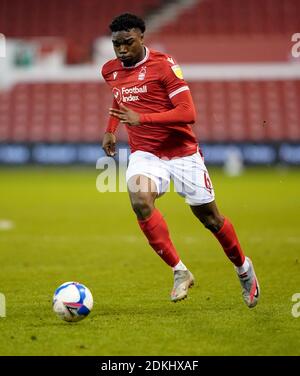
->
xmin=0 ymin=0 xmax=299 ymax=165
xmin=0 ymin=0 xmax=299 ymax=358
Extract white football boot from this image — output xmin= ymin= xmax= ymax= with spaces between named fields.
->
xmin=171 ymin=270 xmax=194 ymax=302
xmin=235 ymin=257 xmax=260 ymax=308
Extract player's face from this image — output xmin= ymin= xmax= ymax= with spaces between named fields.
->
xmin=112 ymin=29 xmax=144 ymax=67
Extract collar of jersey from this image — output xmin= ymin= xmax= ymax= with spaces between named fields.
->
xmin=121 ymin=47 xmax=149 ymax=69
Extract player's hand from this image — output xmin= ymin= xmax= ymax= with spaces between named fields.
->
xmin=102 ymin=132 xmax=117 ymax=157
xmin=109 ymin=103 xmax=140 ymax=126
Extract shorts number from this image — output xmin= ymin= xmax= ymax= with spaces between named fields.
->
xmin=204 ymin=172 xmax=212 ymax=191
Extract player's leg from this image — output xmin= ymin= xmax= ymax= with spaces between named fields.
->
xmin=190 ymin=200 xmax=260 ymax=308
xmin=127 ymin=174 xmax=157 ymax=220
xmin=126 ymin=151 xmax=194 ymax=302
xmin=190 ymin=201 xmax=244 ymax=266
xmin=170 ymin=151 xmax=259 ymax=307
xmin=127 ymin=174 xmax=194 ymax=302
xmin=128 ymin=174 xmax=181 ymax=267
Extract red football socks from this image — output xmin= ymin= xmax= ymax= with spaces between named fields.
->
xmin=138 ymin=209 xmax=180 ymax=267
xmin=214 ymin=218 xmax=245 ymax=267
xmin=138 ymin=210 xmax=245 ymax=268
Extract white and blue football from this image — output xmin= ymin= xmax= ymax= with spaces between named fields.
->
xmin=53 ymin=281 xmax=93 ymax=322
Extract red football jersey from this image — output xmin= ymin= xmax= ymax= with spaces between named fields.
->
xmin=101 ymin=47 xmax=198 ymax=159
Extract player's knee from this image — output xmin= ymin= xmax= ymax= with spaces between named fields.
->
xmin=202 ymin=215 xmax=224 ymax=233
xmin=131 ymin=196 xmax=154 ymax=219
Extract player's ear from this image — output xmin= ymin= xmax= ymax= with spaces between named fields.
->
xmin=140 ymin=33 xmax=144 ymax=44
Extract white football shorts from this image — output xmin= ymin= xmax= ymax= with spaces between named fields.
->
xmin=126 ymin=150 xmax=215 ymax=206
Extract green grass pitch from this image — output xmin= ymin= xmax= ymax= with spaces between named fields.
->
xmin=0 ymin=166 xmax=299 ymax=355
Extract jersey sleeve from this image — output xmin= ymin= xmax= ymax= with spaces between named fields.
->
xmin=105 ymin=98 xmax=119 ymax=134
xmin=161 ymin=57 xmax=190 ymax=100
xmin=139 ymin=89 xmax=196 ymax=125
xmin=101 ymin=64 xmax=120 ymax=134
xmin=101 ymin=65 xmax=106 ymax=81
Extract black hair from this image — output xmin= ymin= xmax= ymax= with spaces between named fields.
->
xmin=109 ymin=13 xmax=146 ymax=33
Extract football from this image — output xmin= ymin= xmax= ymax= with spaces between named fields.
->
xmin=52 ymin=281 xmax=93 ymax=322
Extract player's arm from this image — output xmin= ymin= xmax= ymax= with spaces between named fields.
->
xmin=109 ymin=90 xmax=196 ymax=126
xmin=139 ymin=89 xmax=196 ymax=125
xmin=138 ymin=58 xmax=196 ymax=125
xmin=102 ymin=99 xmax=119 ymax=156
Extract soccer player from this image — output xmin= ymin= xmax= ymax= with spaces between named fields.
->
xmin=101 ymin=13 xmax=260 ymax=307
